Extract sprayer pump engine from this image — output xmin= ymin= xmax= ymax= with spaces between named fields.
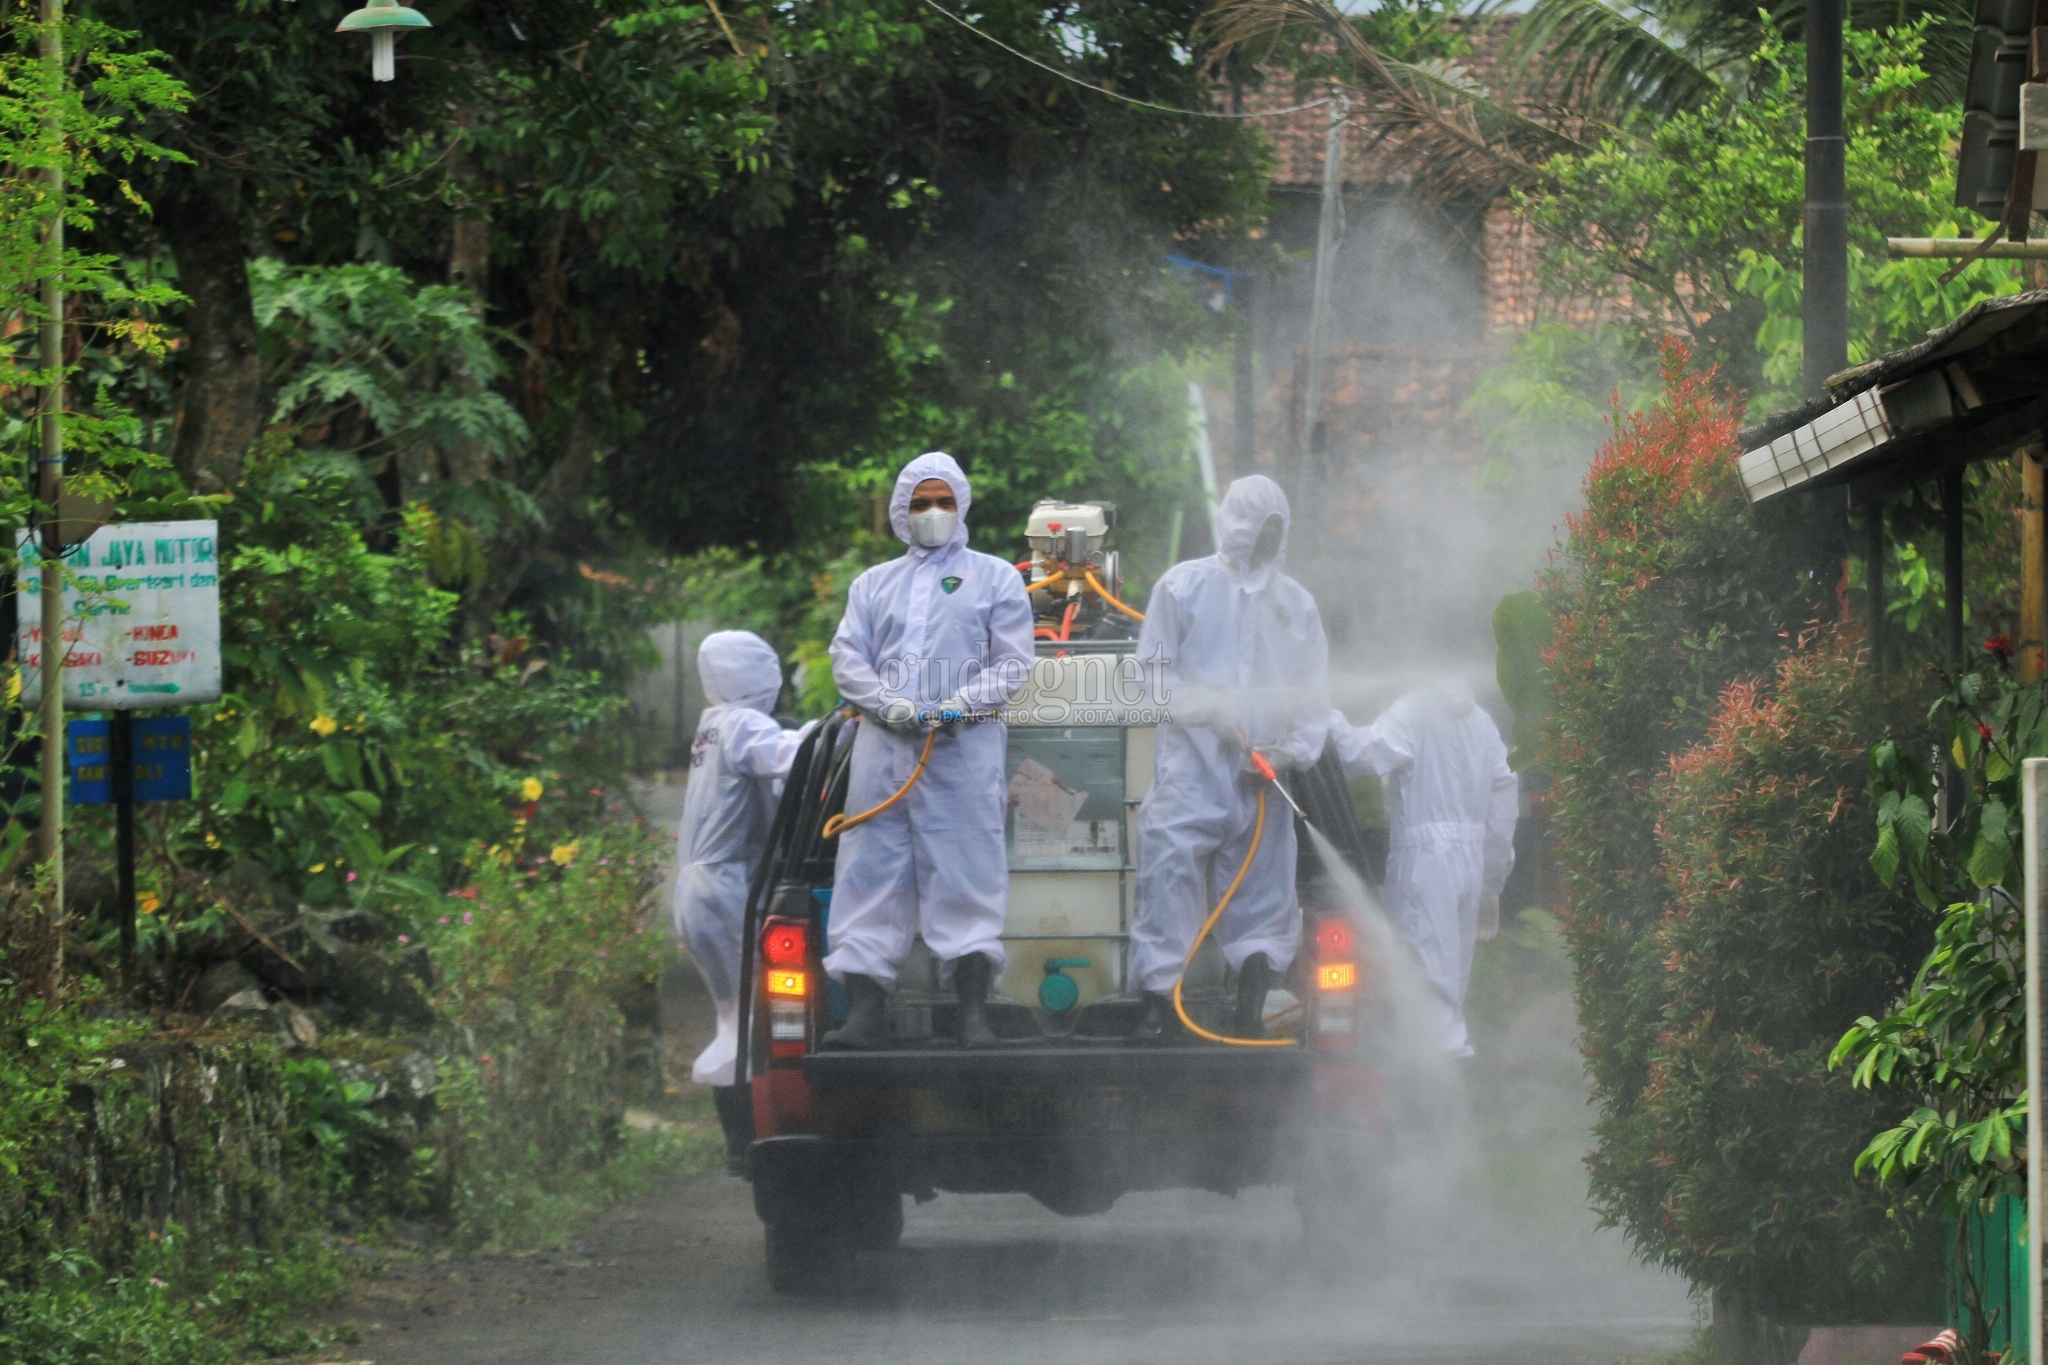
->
xmin=1023 ymin=499 xmax=1132 ymax=641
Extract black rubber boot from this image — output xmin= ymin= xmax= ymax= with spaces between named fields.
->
xmin=711 ymin=1083 xmax=755 ymax=1176
xmin=1231 ymin=952 xmax=1272 ymax=1040
xmin=821 ymin=974 xmax=891 ymax=1051
xmin=952 ymin=953 xmax=1000 ymax=1048
xmin=1133 ymin=990 xmax=1187 ymax=1044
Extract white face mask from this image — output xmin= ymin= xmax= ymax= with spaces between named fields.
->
xmin=908 ymin=507 xmax=958 ymax=549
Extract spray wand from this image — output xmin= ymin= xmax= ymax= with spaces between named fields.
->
xmin=1245 ymin=743 xmax=1311 ymax=828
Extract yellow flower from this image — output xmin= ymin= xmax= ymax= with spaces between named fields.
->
xmin=139 ymin=893 xmax=160 ymax=916
xmin=549 ymin=841 xmax=580 ymax=867
xmin=520 ymin=777 xmax=544 ymax=802
xmin=309 ymin=863 xmax=326 ymax=874
xmin=309 ymin=715 xmax=338 ymax=738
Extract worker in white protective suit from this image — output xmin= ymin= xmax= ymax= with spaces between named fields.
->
xmin=1329 ymin=677 xmax=1518 ymax=1059
xmin=671 ymin=630 xmax=814 ymax=1168
xmin=1130 ymin=475 xmax=1331 ymax=1041
xmin=820 ymin=451 xmax=1035 ymax=1050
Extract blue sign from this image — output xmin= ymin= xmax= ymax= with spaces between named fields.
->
xmin=67 ymin=716 xmax=193 ymax=805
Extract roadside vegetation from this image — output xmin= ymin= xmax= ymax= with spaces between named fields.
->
xmin=0 ymin=0 xmax=2037 ymax=1358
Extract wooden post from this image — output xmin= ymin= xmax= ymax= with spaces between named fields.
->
xmin=111 ymin=709 xmax=133 ymax=980
xmin=36 ymin=0 xmax=64 ymax=987
xmin=2023 ymin=756 xmax=2048 ymax=1365
xmin=1943 ymin=465 xmax=1966 ymax=670
xmin=1865 ymin=494 xmax=1886 ymax=681
xmin=2022 ymin=447 xmax=2046 ymax=684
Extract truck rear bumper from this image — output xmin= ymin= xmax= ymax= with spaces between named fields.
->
xmin=749 ymin=1045 xmax=1346 ymax=1213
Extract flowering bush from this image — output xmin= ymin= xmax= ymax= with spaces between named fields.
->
xmin=1650 ymin=633 xmax=1933 ymax=1315
xmin=1542 ymin=344 xmax=1930 ymax=1323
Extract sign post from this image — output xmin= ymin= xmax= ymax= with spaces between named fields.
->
xmin=24 ymin=520 xmax=218 ymax=979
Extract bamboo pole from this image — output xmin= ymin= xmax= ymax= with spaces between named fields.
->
xmin=1887 ymin=238 xmax=2048 ymax=259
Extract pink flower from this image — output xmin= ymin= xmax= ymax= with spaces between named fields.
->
xmin=346 ymin=870 xmax=358 ymax=882
xmin=596 ymin=949 xmax=610 ymax=958
xmin=462 ymin=911 xmax=473 ymax=925
xmin=438 ymin=916 xmax=449 ymax=924
xmin=398 ymin=934 xmax=411 ymax=944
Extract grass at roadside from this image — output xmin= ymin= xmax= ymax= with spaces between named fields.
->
xmin=0 ymin=1122 xmax=723 ymax=1365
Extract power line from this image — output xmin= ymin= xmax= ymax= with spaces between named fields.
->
xmin=917 ymin=0 xmax=1337 ymax=120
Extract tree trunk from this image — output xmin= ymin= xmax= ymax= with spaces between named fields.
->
xmin=1711 ymin=1287 xmax=1812 ymax=1365
xmin=462 ymin=311 xmax=627 ymax=637
xmin=444 ymin=127 xmax=494 ymax=487
xmin=160 ymin=174 xmax=263 ymax=495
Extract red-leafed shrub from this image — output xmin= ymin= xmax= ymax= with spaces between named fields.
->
xmin=1542 ymin=342 xmax=1932 ymax=1335
xmin=1650 ymin=634 xmax=1934 ymax=1323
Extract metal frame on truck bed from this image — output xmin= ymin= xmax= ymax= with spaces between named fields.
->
xmin=733 ymin=639 xmax=1389 ymax=1293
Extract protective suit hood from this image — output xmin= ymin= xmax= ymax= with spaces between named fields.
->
xmin=1430 ymin=675 xmax=1477 ymax=718
xmin=889 ymin=451 xmax=973 ymax=557
xmin=1216 ymin=475 xmax=1291 ymax=591
xmin=697 ymin=630 xmax=783 ymax=713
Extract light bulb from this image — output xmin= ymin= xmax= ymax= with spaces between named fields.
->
xmin=371 ymin=30 xmax=394 ymax=81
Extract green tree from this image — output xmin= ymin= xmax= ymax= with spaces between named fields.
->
xmin=1516 ymin=26 xmax=2021 ymax=410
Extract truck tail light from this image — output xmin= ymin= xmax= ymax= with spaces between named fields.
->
xmin=1312 ymin=914 xmax=1360 ymax=1053
xmin=762 ymin=919 xmax=808 ymax=968
xmin=1314 ymin=917 xmax=1355 ymax=960
xmin=761 ymin=917 xmax=813 ymax=1060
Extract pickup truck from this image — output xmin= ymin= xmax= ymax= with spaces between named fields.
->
xmin=734 ymin=638 xmax=1390 ymax=1292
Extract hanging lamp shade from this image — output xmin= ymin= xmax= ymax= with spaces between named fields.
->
xmin=336 ymin=0 xmax=431 ymax=82
xmin=335 ymin=0 xmax=431 ymax=32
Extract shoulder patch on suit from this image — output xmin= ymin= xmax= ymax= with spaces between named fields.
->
xmin=940 ymin=575 xmax=962 ymax=595
xmin=1274 ymin=603 xmax=1292 ymax=627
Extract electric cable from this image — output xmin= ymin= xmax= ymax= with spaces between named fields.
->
xmin=821 ymin=728 xmax=937 ymax=838
xmin=1171 ymin=786 xmax=1299 ymax=1048
xmin=917 ymin=0 xmax=1337 ymax=121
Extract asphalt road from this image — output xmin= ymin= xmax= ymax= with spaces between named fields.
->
xmin=334 ymin=780 xmax=1693 ymax=1365
xmin=342 ymin=1166 xmax=1692 ymax=1365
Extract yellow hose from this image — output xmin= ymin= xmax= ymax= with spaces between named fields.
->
xmin=1026 ymin=571 xmax=1067 ymax=593
xmin=1172 ymin=787 xmax=1297 ymax=1048
xmin=1083 ymin=569 xmax=1145 ymax=621
xmin=822 ymin=728 xmax=936 ymax=839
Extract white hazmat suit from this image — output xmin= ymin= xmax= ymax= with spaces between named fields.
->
xmin=671 ymin=631 xmax=813 ymax=1086
xmin=1131 ymin=476 xmax=1331 ymax=994
xmin=1331 ymin=678 xmax=1518 ymax=1059
xmin=823 ymin=451 xmax=1035 ymax=989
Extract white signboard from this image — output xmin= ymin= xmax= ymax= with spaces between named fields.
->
xmin=18 ymin=520 xmax=222 ymax=710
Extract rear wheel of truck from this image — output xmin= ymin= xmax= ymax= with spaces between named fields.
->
xmin=842 ymin=1183 xmax=905 ymax=1251
xmin=1294 ymin=1131 xmax=1392 ymax=1275
xmin=763 ymin=1220 xmax=847 ymax=1295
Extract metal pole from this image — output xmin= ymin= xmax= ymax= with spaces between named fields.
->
xmin=2024 ymin=756 xmax=2047 ymax=1365
xmin=1233 ymin=269 xmax=1257 ymax=473
xmin=1803 ymin=0 xmax=1848 ymax=397
xmin=1300 ymin=94 xmax=1348 ymax=481
xmin=37 ymin=0 xmax=64 ymax=983
xmin=1188 ymin=381 xmax=1223 ymax=552
xmin=111 ymin=709 xmax=133 ymax=980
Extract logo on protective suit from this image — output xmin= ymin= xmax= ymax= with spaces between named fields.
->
xmin=940 ymin=575 xmax=962 ymax=595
